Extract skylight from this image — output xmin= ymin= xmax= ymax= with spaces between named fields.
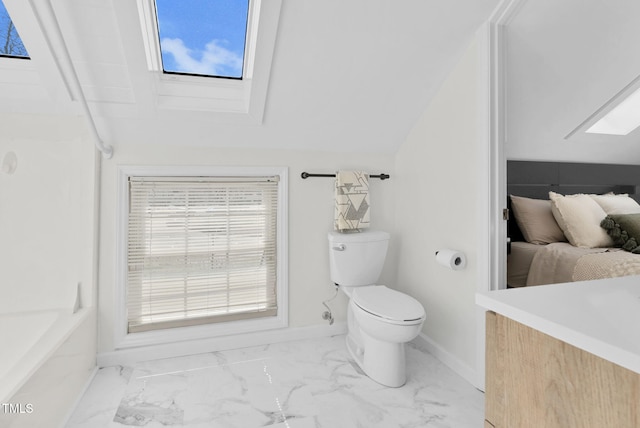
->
xmin=0 ymin=0 xmax=28 ymax=58
xmin=135 ymin=0 xmax=280 ymax=120
xmin=586 ymin=86 xmax=640 ymax=136
xmin=154 ymin=0 xmax=249 ymax=79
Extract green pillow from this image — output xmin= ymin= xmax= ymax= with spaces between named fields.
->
xmin=601 ymin=213 xmax=640 ymax=253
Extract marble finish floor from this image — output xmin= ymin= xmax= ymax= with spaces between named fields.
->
xmin=66 ymin=335 xmax=483 ymax=428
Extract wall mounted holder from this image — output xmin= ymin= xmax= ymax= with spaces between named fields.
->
xmin=301 ymin=172 xmax=390 ymax=180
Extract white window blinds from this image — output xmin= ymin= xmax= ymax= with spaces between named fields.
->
xmin=127 ymin=176 xmax=278 ymax=333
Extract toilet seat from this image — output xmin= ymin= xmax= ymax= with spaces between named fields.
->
xmin=352 ymin=286 xmax=425 ymax=324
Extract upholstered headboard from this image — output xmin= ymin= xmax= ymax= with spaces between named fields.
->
xmin=507 ymin=161 xmax=640 ymax=240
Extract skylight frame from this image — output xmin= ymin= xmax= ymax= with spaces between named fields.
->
xmin=134 ymin=0 xmax=280 ymax=122
xmin=137 ymin=0 xmax=259 ymax=81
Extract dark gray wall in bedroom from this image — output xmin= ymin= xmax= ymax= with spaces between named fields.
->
xmin=507 ymin=161 xmax=640 ymax=202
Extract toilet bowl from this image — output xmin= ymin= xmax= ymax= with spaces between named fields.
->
xmin=328 ymin=230 xmax=426 ymax=387
xmin=344 ymin=285 xmax=425 ymax=387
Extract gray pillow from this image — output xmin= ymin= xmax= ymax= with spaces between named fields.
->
xmin=510 ymin=195 xmax=566 ymax=244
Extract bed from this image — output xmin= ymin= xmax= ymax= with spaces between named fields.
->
xmin=507 ymin=161 xmax=640 ymax=287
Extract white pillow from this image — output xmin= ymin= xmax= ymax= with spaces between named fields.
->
xmin=549 ymin=191 xmax=613 ymax=248
xmin=589 ymin=193 xmax=640 ymax=214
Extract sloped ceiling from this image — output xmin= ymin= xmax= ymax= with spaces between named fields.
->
xmin=0 ymin=0 xmax=499 ymax=153
xmin=506 ymin=0 xmax=640 ymax=164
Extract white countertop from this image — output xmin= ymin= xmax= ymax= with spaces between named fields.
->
xmin=476 ymin=275 xmax=640 ymax=375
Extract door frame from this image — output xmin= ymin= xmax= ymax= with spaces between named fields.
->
xmin=475 ymin=0 xmax=527 ymax=390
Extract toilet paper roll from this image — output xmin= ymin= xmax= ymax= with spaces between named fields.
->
xmin=435 ymin=249 xmax=467 ymax=271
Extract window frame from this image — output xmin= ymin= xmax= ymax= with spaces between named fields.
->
xmin=115 ymin=165 xmax=288 ymax=349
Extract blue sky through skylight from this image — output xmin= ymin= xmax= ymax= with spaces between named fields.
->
xmin=155 ymin=0 xmax=249 ymax=79
xmin=0 ymin=0 xmax=28 ymax=58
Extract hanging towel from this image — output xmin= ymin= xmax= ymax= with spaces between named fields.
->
xmin=334 ymin=171 xmax=370 ymax=231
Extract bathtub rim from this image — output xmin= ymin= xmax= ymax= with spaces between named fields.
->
xmin=0 ymin=307 xmax=93 ymax=403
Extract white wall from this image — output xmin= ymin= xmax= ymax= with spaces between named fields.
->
xmin=395 ymin=38 xmax=484 ymax=380
xmin=97 ymin=144 xmax=396 ymax=353
xmin=0 ymin=113 xmax=96 ymax=313
xmin=506 ymin=0 xmax=640 ymax=163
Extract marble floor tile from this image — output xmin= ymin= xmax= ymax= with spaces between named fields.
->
xmin=66 ymin=335 xmax=484 ymax=428
xmin=65 ymin=366 xmax=133 ymax=428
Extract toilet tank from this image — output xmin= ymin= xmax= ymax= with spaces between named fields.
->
xmin=328 ymin=230 xmax=390 ymax=286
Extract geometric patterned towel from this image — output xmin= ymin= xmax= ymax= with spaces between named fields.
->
xmin=334 ymin=170 xmax=370 ymax=231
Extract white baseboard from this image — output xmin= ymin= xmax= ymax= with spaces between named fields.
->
xmin=415 ymin=332 xmax=479 ymax=389
xmin=98 ymin=322 xmax=347 ymax=368
xmin=98 ymin=325 xmax=480 ymax=390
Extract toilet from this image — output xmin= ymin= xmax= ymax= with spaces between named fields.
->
xmin=328 ymin=230 xmax=426 ymax=387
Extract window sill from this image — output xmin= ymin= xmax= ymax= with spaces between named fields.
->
xmin=153 ymin=72 xmax=248 ymax=113
xmin=116 ymin=312 xmax=287 ymax=350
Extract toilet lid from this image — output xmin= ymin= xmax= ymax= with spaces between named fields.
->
xmin=352 ymin=286 xmax=425 ymax=322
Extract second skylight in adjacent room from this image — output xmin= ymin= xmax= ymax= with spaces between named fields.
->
xmin=155 ymin=0 xmax=249 ymax=79
xmin=0 ymin=0 xmax=29 ymax=58
xmin=586 ymin=85 xmax=640 ymax=136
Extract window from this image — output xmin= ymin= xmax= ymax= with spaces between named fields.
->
xmin=118 ymin=166 xmax=288 ymax=346
xmin=155 ymin=0 xmax=249 ymax=79
xmin=567 ymin=75 xmax=640 ymax=141
xmin=586 ymin=85 xmax=640 ymax=136
xmin=0 ymin=0 xmax=29 ymax=58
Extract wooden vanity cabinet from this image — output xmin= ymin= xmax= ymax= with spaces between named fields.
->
xmin=484 ymin=311 xmax=640 ymax=427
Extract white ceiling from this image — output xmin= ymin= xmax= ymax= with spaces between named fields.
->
xmin=506 ymin=0 xmax=640 ymax=164
xmin=0 ymin=0 xmax=499 ymax=153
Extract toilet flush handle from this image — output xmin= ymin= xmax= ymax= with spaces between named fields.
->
xmin=332 ymin=244 xmax=346 ymax=251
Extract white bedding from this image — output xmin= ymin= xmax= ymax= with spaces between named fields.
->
xmin=525 ymin=242 xmax=640 ymax=286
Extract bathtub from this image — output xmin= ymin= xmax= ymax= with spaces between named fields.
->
xmin=0 ymin=311 xmax=59 ymax=389
xmin=0 ymin=307 xmax=95 ymax=427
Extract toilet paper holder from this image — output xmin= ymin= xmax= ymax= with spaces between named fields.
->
xmin=435 ymin=250 xmax=467 ymax=270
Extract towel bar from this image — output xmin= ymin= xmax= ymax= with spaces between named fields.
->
xmin=301 ymin=172 xmax=390 ymax=180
